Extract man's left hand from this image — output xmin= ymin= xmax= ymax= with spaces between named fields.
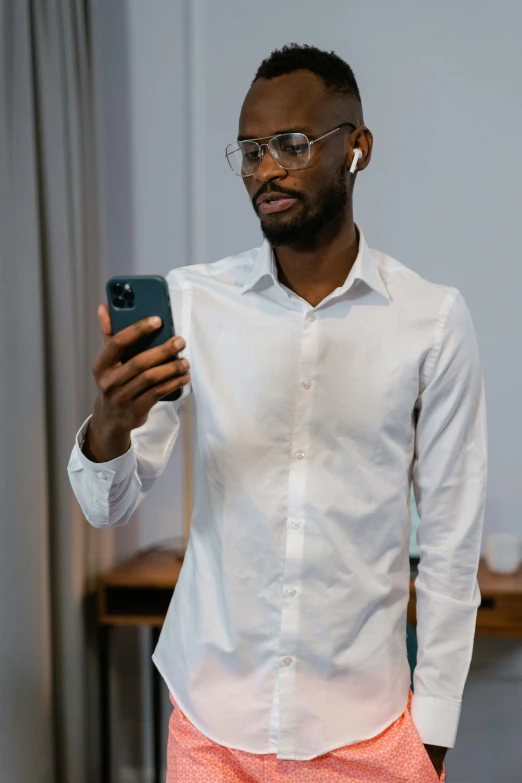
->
xmin=423 ymin=744 xmax=447 ymax=778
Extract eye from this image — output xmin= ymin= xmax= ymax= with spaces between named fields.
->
xmin=281 ymin=142 xmax=307 ymax=156
xmin=276 ymin=133 xmax=309 ymax=158
xmin=240 ymin=142 xmax=260 ymax=161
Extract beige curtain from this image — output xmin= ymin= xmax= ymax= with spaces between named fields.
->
xmin=0 ymin=1 xmax=111 ymax=780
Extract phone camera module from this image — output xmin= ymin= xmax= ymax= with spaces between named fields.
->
xmin=111 ymin=281 xmax=135 ymax=308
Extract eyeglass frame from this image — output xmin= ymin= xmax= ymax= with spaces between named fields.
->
xmin=225 ymin=121 xmax=358 ymax=177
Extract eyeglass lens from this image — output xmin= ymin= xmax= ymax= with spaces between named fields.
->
xmin=227 ymin=133 xmax=311 ymax=176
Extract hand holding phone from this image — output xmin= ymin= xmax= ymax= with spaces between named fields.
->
xmin=83 ymin=276 xmax=191 ymax=463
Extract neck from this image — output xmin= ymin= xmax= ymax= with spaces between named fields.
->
xmin=273 ymin=210 xmax=359 ymax=308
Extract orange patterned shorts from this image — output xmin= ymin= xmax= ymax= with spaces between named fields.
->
xmin=166 ymin=690 xmax=446 ymax=782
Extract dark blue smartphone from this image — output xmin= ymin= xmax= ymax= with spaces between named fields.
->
xmin=106 ymin=275 xmax=182 ymax=402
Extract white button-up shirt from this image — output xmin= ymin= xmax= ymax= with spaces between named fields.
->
xmin=68 ymin=227 xmax=487 ymax=761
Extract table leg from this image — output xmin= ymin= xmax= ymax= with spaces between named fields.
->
xmin=99 ymin=624 xmax=112 ymax=783
xmin=151 ymin=626 xmax=162 ymax=783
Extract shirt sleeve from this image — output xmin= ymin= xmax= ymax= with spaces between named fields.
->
xmin=67 ymin=393 xmax=189 ymax=528
xmin=410 ymin=289 xmax=487 ymax=749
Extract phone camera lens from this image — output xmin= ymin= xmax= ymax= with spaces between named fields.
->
xmin=112 ymin=282 xmax=123 ymax=295
xmin=123 ymin=289 xmax=134 ymax=302
xmin=114 ymin=296 xmax=125 ymax=308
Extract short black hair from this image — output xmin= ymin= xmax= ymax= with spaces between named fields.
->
xmin=253 ymin=43 xmax=362 ymax=107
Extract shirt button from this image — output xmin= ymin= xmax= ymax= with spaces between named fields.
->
xmin=97 ymin=472 xmax=107 ymax=479
xmin=302 ymin=380 xmax=312 ymax=390
xmin=283 ymin=657 xmax=293 ymax=667
xmin=306 ymin=313 xmax=316 ymax=322
xmin=295 ymin=450 xmax=305 ymax=460
xmin=287 ymin=588 xmax=297 ymax=597
xmin=93 ymin=499 xmax=101 ymax=506
xmin=292 ymin=520 xmax=301 ymax=529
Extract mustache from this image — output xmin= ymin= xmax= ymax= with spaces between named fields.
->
xmin=252 ymin=184 xmax=302 ymax=209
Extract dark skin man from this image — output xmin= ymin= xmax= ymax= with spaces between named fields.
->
xmin=238 ymin=68 xmax=447 ymax=780
xmin=85 ymin=64 xmax=446 ymax=780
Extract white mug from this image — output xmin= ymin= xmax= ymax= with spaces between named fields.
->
xmin=485 ymin=533 xmax=521 ymax=574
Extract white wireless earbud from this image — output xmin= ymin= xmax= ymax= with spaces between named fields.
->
xmin=349 ymin=148 xmax=363 ymax=174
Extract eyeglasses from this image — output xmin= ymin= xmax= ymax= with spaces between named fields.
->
xmin=225 ymin=122 xmax=357 ymax=178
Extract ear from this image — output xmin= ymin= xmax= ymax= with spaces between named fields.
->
xmin=347 ymin=126 xmax=373 ymax=173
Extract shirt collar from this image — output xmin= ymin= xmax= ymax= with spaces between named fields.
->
xmin=240 ymin=226 xmax=390 ymax=302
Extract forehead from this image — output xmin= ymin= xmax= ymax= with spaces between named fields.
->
xmin=239 ymin=70 xmax=341 ymax=138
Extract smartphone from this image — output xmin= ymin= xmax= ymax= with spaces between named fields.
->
xmin=106 ymin=275 xmax=182 ymax=402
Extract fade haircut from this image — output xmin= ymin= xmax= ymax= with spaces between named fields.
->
xmin=253 ymin=43 xmax=362 ymax=110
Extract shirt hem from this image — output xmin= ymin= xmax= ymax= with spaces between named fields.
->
xmin=153 ymin=651 xmax=411 ymax=761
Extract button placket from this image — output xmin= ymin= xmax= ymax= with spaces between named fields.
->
xmin=276 ymin=307 xmax=319 ymax=759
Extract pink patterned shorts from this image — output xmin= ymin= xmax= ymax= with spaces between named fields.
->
xmin=166 ymin=689 xmax=446 ymax=782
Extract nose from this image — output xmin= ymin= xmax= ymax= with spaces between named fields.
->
xmin=253 ymin=143 xmax=287 ymax=184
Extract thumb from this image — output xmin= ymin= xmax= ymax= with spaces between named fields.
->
xmin=98 ymin=304 xmax=113 ymax=346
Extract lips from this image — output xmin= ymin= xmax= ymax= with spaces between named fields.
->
xmin=256 ymin=191 xmax=299 ymax=215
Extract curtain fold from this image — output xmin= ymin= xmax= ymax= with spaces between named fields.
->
xmin=0 ymin=1 xmax=112 ymax=780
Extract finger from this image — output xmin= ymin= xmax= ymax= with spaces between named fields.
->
xmin=96 ymin=316 xmax=164 ymax=372
xmin=113 ymin=356 xmax=190 ymax=399
xmin=108 ymin=336 xmax=187 ymax=387
xmin=98 ymin=304 xmax=113 ymax=346
xmin=137 ymin=372 xmax=191 ymax=408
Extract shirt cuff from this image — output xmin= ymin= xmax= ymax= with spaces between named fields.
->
xmin=69 ymin=415 xmax=136 ymax=482
xmin=410 ymin=693 xmax=461 ymax=748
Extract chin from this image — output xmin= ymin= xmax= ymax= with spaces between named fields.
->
xmin=259 ymin=212 xmax=293 ymax=227
xmin=256 ymin=199 xmax=323 ymax=246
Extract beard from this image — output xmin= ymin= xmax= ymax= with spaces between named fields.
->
xmin=255 ymin=165 xmax=348 ymax=248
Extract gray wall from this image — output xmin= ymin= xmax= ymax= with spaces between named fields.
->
xmin=98 ymin=0 xmax=190 ymax=561
xmin=95 ymin=1 xmax=522 ymax=779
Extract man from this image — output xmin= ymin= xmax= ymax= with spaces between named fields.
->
xmin=68 ymin=44 xmax=487 ymax=782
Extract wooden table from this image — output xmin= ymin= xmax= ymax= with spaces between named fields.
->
xmin=99 ymin=548 xmax=184 ymax=626
xmin=98 ymin=551 xmax=522 ymax=782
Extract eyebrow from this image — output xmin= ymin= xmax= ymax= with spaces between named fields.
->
xmin=237 ymin=128 xmax=315 ymax=142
